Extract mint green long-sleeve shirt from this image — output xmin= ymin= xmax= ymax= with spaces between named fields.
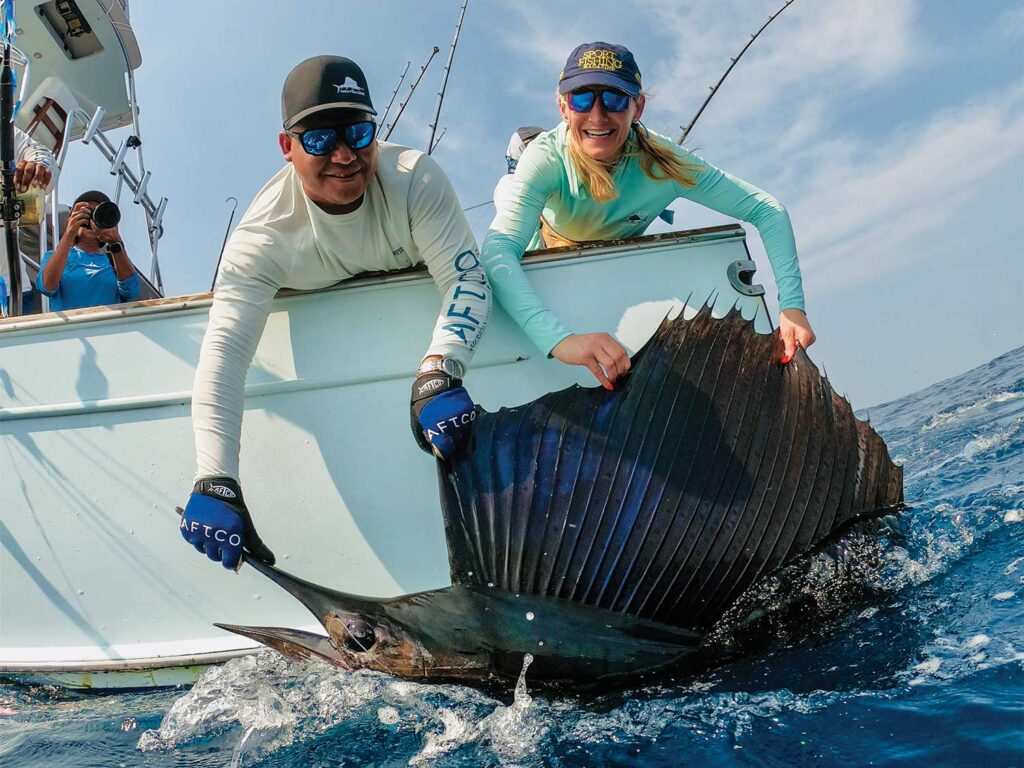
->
xmin=481 ymin=124 xmax=805 ymax=355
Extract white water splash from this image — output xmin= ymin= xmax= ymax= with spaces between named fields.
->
xmin=408 ymin=653 xmax=546 ymax=766
xmin=137 ymin=651 xmax=389 ymax=759
xmin=922 ymin=390 xmax=1024 ymax=432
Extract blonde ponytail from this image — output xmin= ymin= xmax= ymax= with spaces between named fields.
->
xmin=632 ymin=125 xmax=701 ymax=188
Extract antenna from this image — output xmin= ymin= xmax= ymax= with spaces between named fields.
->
xmin=378 ymin=60 xmax=410 ymax=129
xmin=676 ymin=0 xmax=796 ymax=146
xmin=383 ymin=46 xmax=440 ymax=142
xmin=427 ymin=0 xmax=469 ymax=155
xmin=210 ymin=197 xmax=239 ymax=291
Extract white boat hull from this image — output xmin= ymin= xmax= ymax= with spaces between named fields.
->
xmin=0 ymin=226 xmax=770 ymax=688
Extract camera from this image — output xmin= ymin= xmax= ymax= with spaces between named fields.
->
xmin=86 ymin=201 xmax=121 ymax=230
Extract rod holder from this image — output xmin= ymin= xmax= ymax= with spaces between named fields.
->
xmin=133 ymin=170 xmax=150 ymax=204
xmin=82 ymin=106 xmax=105 ymax=144
xmin=109 ymin=138 xmax=129 ymax=176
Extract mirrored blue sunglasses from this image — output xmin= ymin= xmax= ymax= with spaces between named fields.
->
xmin=286 ymin=120 xmax=377 ymax=155
xmin=567 ymin=88 xmax=631 ymax=114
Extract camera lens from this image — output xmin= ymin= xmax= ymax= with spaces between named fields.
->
xmin=92 ymin=201 xmax=121 ymax=229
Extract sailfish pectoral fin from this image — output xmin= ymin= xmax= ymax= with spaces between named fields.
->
xmin=214 ymin=622 xmax=352 ymax=669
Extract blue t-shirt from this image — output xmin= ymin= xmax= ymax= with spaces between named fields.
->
xmin=36 ymin=246 xmax=141 ymax=311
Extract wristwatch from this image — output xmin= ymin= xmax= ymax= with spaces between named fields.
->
xmin=105 ymin=241 xmax=124 ymax=254
xmin=417 ymin=358 xmax=465 ymax=379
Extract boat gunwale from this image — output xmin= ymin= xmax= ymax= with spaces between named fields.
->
xmin=0 ymin=225 xmax=747 ymax=334
xmin=0 ymin=646 xmax=255 ymax=675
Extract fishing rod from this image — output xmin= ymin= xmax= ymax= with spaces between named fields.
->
xmin=383 ymin=46 xmax=440 ymax=142
xmin=426 ymin=0 xmax=468 ymax=155
xmin=1 ymin=0 xmax=23 ymax=316
xmin=378 ymin=60 xmax=410 ymax=129
xmin=676 ymin=0 xmax=796 ymax=146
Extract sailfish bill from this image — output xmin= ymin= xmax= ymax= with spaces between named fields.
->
xmin=220 ymin=305 xmax=904 ymax=688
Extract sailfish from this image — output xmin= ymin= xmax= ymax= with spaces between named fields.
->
xmin=217 ymin=306 xmax=904 ymax=689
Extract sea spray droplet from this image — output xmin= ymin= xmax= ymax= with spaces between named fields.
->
xmin=377 ymin=706 xmax=400 ymax=725
xmin=525 ymin=611 xmax=535 ymax=621
xmin=1004 ymin=510 xmax=1022 ymax=523
xmin=120 ymin=717 xmax=138 ymax=732
xmin=513 ymin=653 xmax=534 ymax=706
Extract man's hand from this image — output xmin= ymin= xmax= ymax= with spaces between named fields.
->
xmin=95 ymin=225 xmax=122 ymax=245
xmin=179 ymin=478 xmax=276 ymax=570
xmin=551 ymin=333 xmax=631 ymax=390
xmin=778 ymin=309 xmax=816 ymax=364
xmin=63 ymin=203 xmax=94 ymax=244
xmin=410 ymin=372 xmax=476 ymax=460
xmin=13 ymin=160 xmax=51 ymax=193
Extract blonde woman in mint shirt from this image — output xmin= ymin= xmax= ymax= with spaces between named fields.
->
xmin=481 ymin=42 xmax=815 ymax=390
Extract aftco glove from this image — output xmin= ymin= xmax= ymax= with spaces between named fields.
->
xmin=179 ymin=478 xmax=276 ymax=570
xmin=410 ymin=371 xmax=476 ymax=460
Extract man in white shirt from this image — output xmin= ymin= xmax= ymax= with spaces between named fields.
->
xmin=179 ymin=55 xmax=491 ymax=570
xmin=0 ymin=126 xmax=58 ymax=314
xmin=492 ymin=125 xmax=543 ymax=217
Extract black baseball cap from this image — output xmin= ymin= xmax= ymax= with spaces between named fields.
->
xmin=74 ymin=190 xmax=111 ymax=205
xmin=282 ymin=56 xmax=377 ymax=129
xmin=517 ymin=126 xmax=544 ymax=143
xmin=558 ymin=42 xmax=642 ymax=97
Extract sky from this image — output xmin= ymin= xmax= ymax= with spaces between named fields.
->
xmin=51 ymin=0 xmax=1023 ymax=408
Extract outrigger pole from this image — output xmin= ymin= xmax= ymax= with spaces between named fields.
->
xmin=383 ymin=46 xmax=440 ymax=142
xmin=676 ymin=0 xmax=796 ymax=146
xmin=1 ymin=0 xmax=22 ymax=316
xmin=378 ymin=60 xmax=411 ymax=130
xmin=426 ymin=0 xmax=468 ymax=155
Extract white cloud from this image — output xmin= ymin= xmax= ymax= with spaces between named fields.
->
xmin=792 ymin=82 xmax=1024 ymax=291
xmin=644 ymin=0 xmax=925 ymax=134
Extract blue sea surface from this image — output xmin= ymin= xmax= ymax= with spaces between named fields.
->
xmin=2 ymin=348 xmax=1022 ymax=767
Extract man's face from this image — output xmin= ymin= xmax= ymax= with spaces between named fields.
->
xmin=279 ymin=109 xmax=379 ymax=214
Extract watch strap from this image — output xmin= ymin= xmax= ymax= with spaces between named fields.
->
xmin=417 ymin=358 xmax=465 ymax=379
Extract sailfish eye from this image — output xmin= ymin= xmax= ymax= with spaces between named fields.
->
xmin=341 ymin=618 xmax=377 ymax=653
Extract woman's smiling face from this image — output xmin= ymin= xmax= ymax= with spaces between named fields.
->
xmin=559 ymin=89 xmax=645 ymax=164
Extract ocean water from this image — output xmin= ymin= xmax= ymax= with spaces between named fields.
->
xmin=2 ymin=348 xmax=1022 ymax=767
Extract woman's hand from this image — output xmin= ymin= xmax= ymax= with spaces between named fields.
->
xmin=778 ymin=308 xmax=816 ymax=363
xmin=551 ymin=333 xmax=631 ymax=390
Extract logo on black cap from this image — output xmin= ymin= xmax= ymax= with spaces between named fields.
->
xmin=334 ymin=78 xmax=366 ymax=96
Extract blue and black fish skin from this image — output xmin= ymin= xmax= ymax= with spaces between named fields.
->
xmin=218 ymin=306 xmax=904 ymax=689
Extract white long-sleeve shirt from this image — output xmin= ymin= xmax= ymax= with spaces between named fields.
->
xmin=1 ymin=128 xmax=59 ymax=287
xmin=192 ymin=142 xmax=491 ymax=481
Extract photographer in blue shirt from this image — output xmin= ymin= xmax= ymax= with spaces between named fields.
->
xmin=37 ymin=190 xmax=140 ymax=310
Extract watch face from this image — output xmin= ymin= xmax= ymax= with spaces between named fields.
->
xmin=441 ymin=359 xmax=465 ymax=378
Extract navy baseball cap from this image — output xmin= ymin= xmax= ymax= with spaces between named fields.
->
xmin=282 ymin=56 xmax=377 ymax=129
xmin=558 ymin=42 xmax=642 ymax=97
